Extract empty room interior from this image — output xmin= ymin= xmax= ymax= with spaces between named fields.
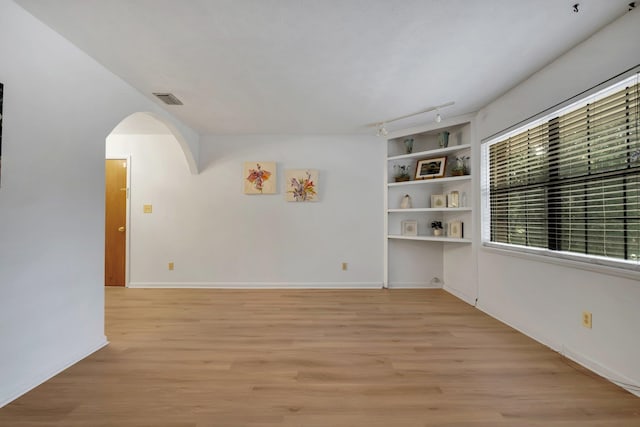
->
xmin=1 ymin=0 xmax=640 ymax=425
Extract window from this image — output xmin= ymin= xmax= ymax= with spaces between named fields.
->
xmin=482 ymin=72 xmax=640 ymax=270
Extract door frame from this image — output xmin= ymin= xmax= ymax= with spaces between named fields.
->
xmin=105 ymin=155 xmax=132 ymax=287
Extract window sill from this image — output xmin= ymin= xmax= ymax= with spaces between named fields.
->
xmin=481 ymin=242 xmax=640 ymax=282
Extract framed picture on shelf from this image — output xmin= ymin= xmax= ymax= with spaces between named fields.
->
xmin=415 ymin=156 xmax=447 ymax=179
xmin=448 ymin=221 xmax=463 ymax=238
xmin=431 ymin=194 xmax=446 ymax=208
xmin=447 ymin=191 xmax=459 ymax=208
xmin=401 ymin=220 xmax=418 ymax=236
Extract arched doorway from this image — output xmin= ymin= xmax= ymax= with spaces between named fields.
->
xmin=104 ymin=112 xmax=195 ymax=286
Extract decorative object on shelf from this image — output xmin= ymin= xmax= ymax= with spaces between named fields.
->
xmin=430 ymin=194 xmax=446 ymax=208
xmin=451 ymin=156 xmax=466 ymax=176
xmin=404 ymin=138 xmax=414 ymax=154
xmin=448 ymin=221 xmax=463 ymax=238
xmin=400 ymin=194 xmax=412 ymax=209
xmin=431 ymin=221 xmax=443 ymax=236
xmin=460 ymin=192 xmax=467 ymax=208
xmin=244 ymin=161 xmax=276 ymax=194
xmin=393 ymin=164 xmax=411 ymax=182
xmin=401 ymin=220 xmax=418 ymax=236
xmin=285 ymin=169 xmax=318 ymax=202
xmin=451 ymin=156 xmax=470 ymax=176
xmin=438 ymin=131 xmax=450 ymax=148
xmin=447 ymin=191 xmax=459 ymax=208
xmin=415 ymin=156 xmax=447 ymax=180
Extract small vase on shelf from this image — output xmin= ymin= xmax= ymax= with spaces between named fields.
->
xmin=438 ymin=131 xmax=449 ymax=148
xmin=400 ymin=194 xmax=412 ymax=209
xmin=404 ymin=138 xmax=414 ymax=154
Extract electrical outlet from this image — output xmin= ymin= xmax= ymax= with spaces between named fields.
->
xmin=168 ymin=262 xmax=174 ymax=271
xmin=143 ymin=204 xmax=153 ymax=214
xmin=342 ymin=262 xmax=348 ymax=271
xmin=582 ymin=311 xmax=592 ymax=329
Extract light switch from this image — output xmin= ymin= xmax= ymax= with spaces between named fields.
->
xmin=143 ymin=204 xmax=153 ymax=214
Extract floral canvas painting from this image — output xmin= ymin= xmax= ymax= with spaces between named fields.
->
xmin=285 ymin=169 xmax=318 ymax=202
xmin=244 ymin=161 xmax=276 ymax=194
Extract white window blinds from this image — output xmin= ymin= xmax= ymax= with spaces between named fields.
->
xmin=483 ymin=72 xmax=640 ymax=269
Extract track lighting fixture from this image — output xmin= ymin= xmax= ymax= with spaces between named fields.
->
xmin=376 ymin=123 xmax=388 ymax=137
xmin=375 ymin=101 xmax=454 ymax=136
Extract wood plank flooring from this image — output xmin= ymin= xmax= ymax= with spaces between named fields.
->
xmin=1 ymin=288 xmax=639 ymax=426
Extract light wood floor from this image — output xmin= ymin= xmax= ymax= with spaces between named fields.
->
xmin=1 ymin=289 xmax=639 ymax=426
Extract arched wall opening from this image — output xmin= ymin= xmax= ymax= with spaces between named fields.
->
xmin=108 ymin=112 xmax=198 ymax=174
xmin=104 ymin=112 xmax=195 ymax=287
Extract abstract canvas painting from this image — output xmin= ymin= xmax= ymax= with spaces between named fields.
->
xmin=244 ymin=161 xmax=276 ymax=194
xmin=285 ymin=169 xmax=318 ymax=202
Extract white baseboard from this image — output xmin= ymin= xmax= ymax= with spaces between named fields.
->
xmin=0 ymin=336 xmax=108 ymax=408
xmin=386 ymin=282 xmax=441 ymax=289
xmin=475 ymin=302 xmax=563 ymax=352
xmin=562 ymin=347 xmax=640 ymax=397
xmin=476 ymin=303 xmax=640 ymax=397
xmin=443 ymin=285 xmax=476 ymax=306
xmin=128 ymin=282 xmax=383 ymax=289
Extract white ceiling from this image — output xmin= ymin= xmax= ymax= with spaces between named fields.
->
xmin=16 ymin=0 xmax=633 ymax=135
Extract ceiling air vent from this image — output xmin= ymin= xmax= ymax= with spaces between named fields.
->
xmin=153 ymin=92 xmax=183 ymax=105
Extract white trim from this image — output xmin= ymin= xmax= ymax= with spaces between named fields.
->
xmin=128 ymin=282 xmax=383 ymax=289
xmin=0 ymin=337 xmax=108 ymax=408
xmin=383 ymin=141 xmax=389 ymax=288
xmin=476 ymin=302 xmax=562 ymax=352
xmin=477 ymin=301 xmax=640 ymax=397
xmin=481 ymin=243 xmax=640 ymax=281
xmin=386 ymin=282 xmax=441 ymax=289
xmin=562 ymin=346 xmax=640 ymax=398
xmin=443 ymin=285 xmax=476 ymax=306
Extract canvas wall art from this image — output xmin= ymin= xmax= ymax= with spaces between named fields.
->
xmin=244 ymin=161 xmax=276 ymax=194
xmin=285 ymin=169 xmax=318 ymax=202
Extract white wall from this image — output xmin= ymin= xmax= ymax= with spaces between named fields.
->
xmin=474 ymin=9 xmax=640 ymax=394
xmin=0 ymin=0 xmax=198 ymax=406
xmin=106 ymin=133 xmax=384 ymax=287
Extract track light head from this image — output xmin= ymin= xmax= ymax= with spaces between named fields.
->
xmin=376 ymin=123 xmax=388 ymax=137
xmin=435 ymin=112 xmax=442 ymax=123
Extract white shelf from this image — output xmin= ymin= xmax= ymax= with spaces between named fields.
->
xmin=387 ymin=207 xmax=472 ymax=213
xmin=387 ymin=144 xmax=471 ymax=161
xmin=384 ymin=117 xmax=475 ymax=288
xmin=388 ymin=175 xmax=471 ymax=187
xmin=388 ymin=235 xmax=472 ymax=243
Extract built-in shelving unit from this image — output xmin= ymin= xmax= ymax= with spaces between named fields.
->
xmin=388 ymin=235 xmax=472 ymax=243
xmin=384 ymin=114 xmax=475 ymax=289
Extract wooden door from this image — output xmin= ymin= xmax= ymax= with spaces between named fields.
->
xmin=105 ymin=159 xmax=127 ymax=286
